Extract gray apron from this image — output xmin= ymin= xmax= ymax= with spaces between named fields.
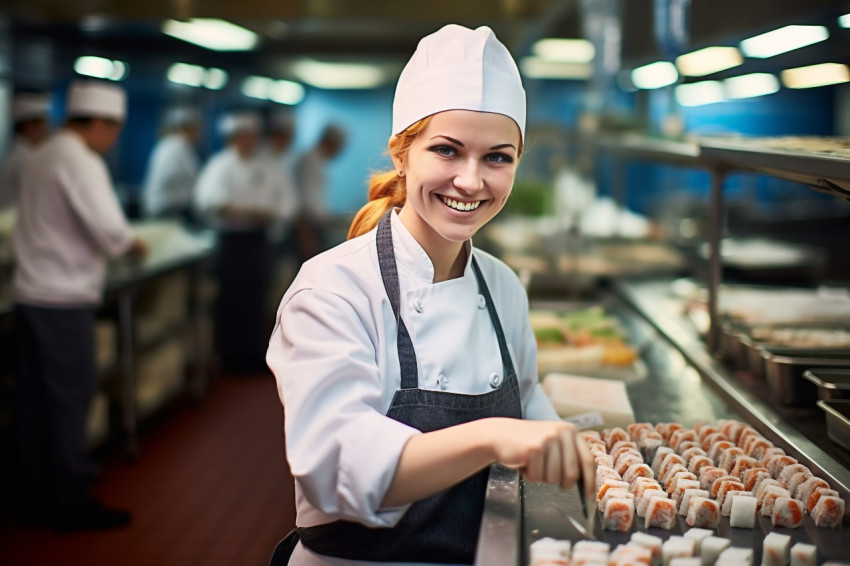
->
xmin=270 ymin=211 xmax=522 ymax=564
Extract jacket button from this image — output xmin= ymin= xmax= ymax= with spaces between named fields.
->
xmin=412 ymin=298 xmax=424 ymax=313
xmin=437 ymin=373 xmax=449 ymax=390
xmin=477 ymin=295 xmax=486 ymax=309
xmin=489 ymin=372 xmax=502 ymax=388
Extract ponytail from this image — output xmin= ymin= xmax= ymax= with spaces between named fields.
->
xmin=347 ymin=116 xmax=433 ymax=239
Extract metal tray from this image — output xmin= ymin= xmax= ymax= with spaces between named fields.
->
xmin=805 ymin=369 xmax=850 ymax=401
xmin=720 ymin=321 xmax=749 ymax=369
xmin=740 ymin=334 xmax=768 ymax=378
xmin=761 ymin=348 xmax=850 ymax=405
xmin=818 ymin=399 xmax=850 ymax=453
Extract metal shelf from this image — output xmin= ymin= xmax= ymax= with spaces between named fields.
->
xmin=592 ymin=132 xmax=703 ymax=168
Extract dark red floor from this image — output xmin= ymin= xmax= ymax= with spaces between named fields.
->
xmin=0 ymin=374 xmax=296 ymax=566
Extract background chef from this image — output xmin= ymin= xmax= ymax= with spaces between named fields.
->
xmin=0 ymin=93 xmax=52 ymax=209
xmin=267 ymin=24 xmax=595 ymax=566
xmin=13 ymin=80 xmax=148 ymax=531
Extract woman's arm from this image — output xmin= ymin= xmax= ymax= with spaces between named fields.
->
xmin=382 ymin=417 xmax=596 ymax=508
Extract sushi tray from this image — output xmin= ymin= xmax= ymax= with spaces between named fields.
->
xmin=522 ymin=419 xmax=850 ymax=566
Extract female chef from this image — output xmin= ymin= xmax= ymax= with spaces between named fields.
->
xmin=266 ymin=24 xmax=595 ymax=566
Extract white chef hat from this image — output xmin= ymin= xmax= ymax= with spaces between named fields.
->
xmin=392 ymin=24 xmax=526 ymax=141
xmin=164 ymin=106 xmax=202 ymax=129
xmin=66 ymin=80 xmax=126 ymax=121
xmin=218 ymin=111 xmax=261 ymax=138
xmin=12 ymin=93 xmax=51 ymax=124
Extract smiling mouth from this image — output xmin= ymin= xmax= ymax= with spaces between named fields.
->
xmin=438 ymin=195 xmax=482 ymax=212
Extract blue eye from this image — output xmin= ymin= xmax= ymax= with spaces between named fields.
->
xmin=429 ymin=145 xmax=457 ymax=157
xmin=486 ymin=152 xmax=513 ymax=164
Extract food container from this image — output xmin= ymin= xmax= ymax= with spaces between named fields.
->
xmin=739 ymin=334 xmax=768 ymax=378
xmin=761 ymin=348 xmax=850 ymax=405
xmin=804 ymin=369 xmax=850 ymax=401
xmin=817 ymin=399 xmax=850 ymax=452
xmin=720 ymin=321 xmax=748 ymax=369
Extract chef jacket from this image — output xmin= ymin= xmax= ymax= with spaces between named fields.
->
xmin=0 ymin=136 xmax=35 ymax=208
xmin=267 ymin=210 xmax=558 ymax=566
xmin=294 ymin=148 xmax=329 ymax=221
xmin=13 ymin=130 xmax=135 ymax=306
xmin=194 ymin=147 xmax=296 ymax=231
xmin=142 ymin=133 xmax=200 ymax=217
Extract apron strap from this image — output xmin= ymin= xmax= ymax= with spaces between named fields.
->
xmin=377 ymin=211 xmax=420 ymax=389
xmin=471 ymin=257 xmax=517 ymax=379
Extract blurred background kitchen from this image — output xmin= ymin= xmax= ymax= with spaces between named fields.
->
xmin=1 ymin=0 xmax=850 ymax=564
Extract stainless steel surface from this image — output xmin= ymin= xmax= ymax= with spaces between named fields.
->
xmin=805 ymin=369 xmax=850 ymax=401
xmin=741 ymin=336 xmax=767 ymax=378
xmin=819 ymin=400 xmax=850 ymax=453
xmin=474 ymin=464 xmax=521 ymax=566
xmin=592 ymin=134 xmax=702 ymax=168
xmin=763 ymin=348 xmax=850 ymax=405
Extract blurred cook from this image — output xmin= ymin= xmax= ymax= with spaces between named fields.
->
xmin=267 ymin=25 xmax=594 ymax=566
xmin=141 ymin=106 xmax=203 ymax=221
xmin=0 ymin=93 xmax=51 ymax=208
xmin=260 ymin=110 xmax=300 ymax=244
xmin=195 ymin=110 xmax=291 ymax=373
xmin=14 ymin=80 xmax=147 ymax=531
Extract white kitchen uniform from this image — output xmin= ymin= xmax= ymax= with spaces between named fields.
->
xmin=293 ymin=148 xmax=329 ymax=221
xmin=13 ymin=130 xmax=135 ymax=306
xmin=0 ymin=136 xmax=35 ymax=208
xmin=142 ymin=133 xmax=200 ymax=218
xmin=267 ymin=210 xmax=558 ymax=566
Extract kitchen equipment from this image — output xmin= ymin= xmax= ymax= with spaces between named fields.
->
xmin=804 ymin=369 xmax=850 ymax=401
xmin=761 ymin=348 xmax=850 ymax=405
xmin=817 ymin=399 xmax=850 ymax=452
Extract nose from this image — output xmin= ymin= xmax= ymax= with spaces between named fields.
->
xmin=453 ymin=158 xmax=484 ymax=193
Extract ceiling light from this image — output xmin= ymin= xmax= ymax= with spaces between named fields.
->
xmin=203 ymin=68 xmax=228 ymax=90
xmin=166 ymin=62 xmax=205 ymax=87
xmin=520 ymin=57 xmax=591 ymax=79
xmin=781 ymin=63 xmax=850 ymax=89
xmin=675 ymin=80 xmax=724 ymax=106
xmin=241 ymin=76 xmax=273 ymax=99
xmin=631 ymin=61 xmax=678 ymax=89
xmin=676 ymin=46 xmax=743 ymax=77
xmin=840 ymin=13 xmax=850 ymax=28
xmin=531 ymin=38 xmax=595 ymax=64
xmin=74 ymin=56 xmax=127 ymax=81
xmin=739 ymin=25 xmax=829 ymax=58
xmin=162 ymin=18 xmax=259 ymax=52
xmin=723 ymin=73 xmax=780 ymax=99
xmin=291 ymin=60 xmax=384 ymax=89
xmin=269 ymin=80 xmax=305 ymax=105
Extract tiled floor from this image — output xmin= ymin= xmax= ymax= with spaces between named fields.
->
xmin=0 ymin=373 xmax=296 ymax=566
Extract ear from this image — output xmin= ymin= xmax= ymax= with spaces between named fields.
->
xmin=391 ymin=153 xmax=404 ymax=174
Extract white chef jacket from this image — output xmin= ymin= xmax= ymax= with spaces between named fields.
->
xmin=13 ymin=130 xmax=135 ymax=306
xmin=194 ymin=147 xmax=296 ymax=231
xmin=259 ymin=147 xmax=300 ymax=236
xmin=267 ymin=210 xmax=558 ymax=566
xmin=141 ymin=133 xmax=200 ymax=217
xmin=294 ymin=148 xmax=328 ymax=221
xmin=0 ymin=136 xmax=35 ymax=208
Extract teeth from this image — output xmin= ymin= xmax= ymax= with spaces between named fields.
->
xmin=440 ymin=195 xmax=481 ymax=211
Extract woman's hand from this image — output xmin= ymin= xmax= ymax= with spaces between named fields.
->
xmin=487 ymin=418 xmax=595 ymax=497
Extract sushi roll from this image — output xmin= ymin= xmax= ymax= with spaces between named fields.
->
xmin=604 ymin=427 xmax=631 ymax=451
xmin=730 ymin=456 xmax=760 ymax=479
xmin=688 ymin=456 xmax=714 ymax=476
xmin=601 ymin=488 xmax=632 ymax=509
xmin=759 ymin=485 xmax=791 ymax=517
xmin=666 ymin=472 xmax=698 ymax=496
xmin=708 ymin=475 xmax=738 ymax=499
xmin=718 ymin=546 xmax=753 ymax=566
xmin=796 ymin=476 xmax=830 ymax=506
xmin=659 ymin=454 xmax=687 ymax=481
xmin=694 ymin=423 xmax=717 ymax=442
xmin=729 ymin=494 xmax=757 ymax=528
xmin=699 ymin=536 xmax=730 ymax=566
xmin=767 ymin=455 xmax=798 ymax=478
xmin=633 ymin=477 xmax=662 ymax=497
xmin=762 ymin=532 xmax=791 ymax=566
xmin=806 ymin=487 xmax=839 ymax=514
xmin=630 ymin=532 xmax=663 ymax=566
xmin=760 ymin=446 xmax=786 ymax=462
xmin=617 ymin=453 xmax=646 ymax=476
xmin=681 ymin=447 xmax=708 ymax=467
xmin=742 ymin=468 xmax=771 ymax=492
xmin=789 ymin=543 xmax=817 ymax=566
xmin=721 ymin=491 xmax=753 ymax=517
xmin=610 ymin=543 xmax=652 ymax=566
xmin=721 ymin=420 xmax=748 ymax=444
xmin=595 ymin=454 xmax=615 ymax=468
xmin=652 ymin=447 xmax=675 ymax=476
xmin=637 ymin=484 xmax=665 ymax=518
xmin=662 ymin=466 xmax=691 ymax=490
xmin=707 ymin=440 xmax=735 ymax=462
xmin=718 ymin=447 xmax=745 ymax=473
xmin=716 ymin=480 xmax=746 ymax=507
xmin=682 ymin=527 xmax=713 ymax=548
xmin=655 ymin=423 xmax=684 ymax=443
xmin=677 ymin=441 xmax=700 ymax=455
xmin=597 ymin=478 xmax=630 ymax=503
xmin=755 ymin=479 xmax=783 ymax=500
xmin=595 ymin=466 xmax=623 ymax=490
xmin=698 ymin=467 xmax=726 ymax=492
xmin=645 ymin=495 xmax=678 ymax=530
xmin=786 ymin=471 xmax=814 ymax=499
xmin=701 ymin=433 xmax=729 ymax=452
xmin=661 ymin=536 xmax=696 ymax=566
xmin=685 ymin=496 xmax=720 ymax=528
xmin=628 ymin=422 xmax=654 ymax=441
xmin=672 ymin=480 xmax=701 ymax=510
xmin=772 ymin=497 xmax=805 ymax=529
xmin=778 ymin=464 xmax=810 ymax=485
xmin=624 ymin=463 xmax=655 ymax=485
xmin=811 ymin=495 xmax=845 ymax=528
xmin=529 ymin=537 xmax=571 ymax=566
xmin=611 ymin=441 xmax=641 ymax=462
xmin=679 ymin=488 xmax=709 ymax=516
xmin=603 ymin=496 xmax=635 ymax=533
xmin=745 ymin=438 xmax=773 ymax=460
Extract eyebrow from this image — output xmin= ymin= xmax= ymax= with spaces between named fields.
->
xmin=431 ymin=135 xmax=517 ymax=152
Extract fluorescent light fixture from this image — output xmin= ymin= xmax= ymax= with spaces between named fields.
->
xmin=162 ymin=18 xmax=259 ymax=52
xmin=723 ymin=73 xmax=780 ymax=99
xmin=739 ymin=25 xmax=829 ymax=58
xmin=241 ymin=75 xmax=273 ymax=99
xmin=532 ymin=38 xmax=595 ymax=63
xmin=675 ymin=80 xmax=724 ymax=106
xmin=74 ymin=55 xmax=127 ymax=81
xmin=269 ymin=80 xmax=305 ymax=105
xmin=167 ymin=62 xmax=205 ymax=87
xmin=675 ymin=46 xmax=743 ymax=76
xmin=291 ymin=59 xmax=384 ymax=89
xmin=840 ymin=13 xmax=850 ymax=28
xmin=631 ymin=61 xmax=678 ymax=89
xmin=520 ymin=57 xmax=591 ymax=79
xmin=203 ymin=68 xmax=228 ymax=90
xmin=781 ymin=62 xmax=850 ymax=89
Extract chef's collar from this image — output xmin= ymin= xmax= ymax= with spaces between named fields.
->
xmin=389 ymin=209 xmax=473 ymax=284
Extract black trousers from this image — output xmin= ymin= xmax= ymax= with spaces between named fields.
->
xmin=216 ymin=230 xmax=273 ymax=374
xmin=16 ymin=303 xmax=96 ymax=509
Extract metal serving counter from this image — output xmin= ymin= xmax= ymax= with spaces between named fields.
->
xmin=474 ymin=290 xmax=850 ymax=566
